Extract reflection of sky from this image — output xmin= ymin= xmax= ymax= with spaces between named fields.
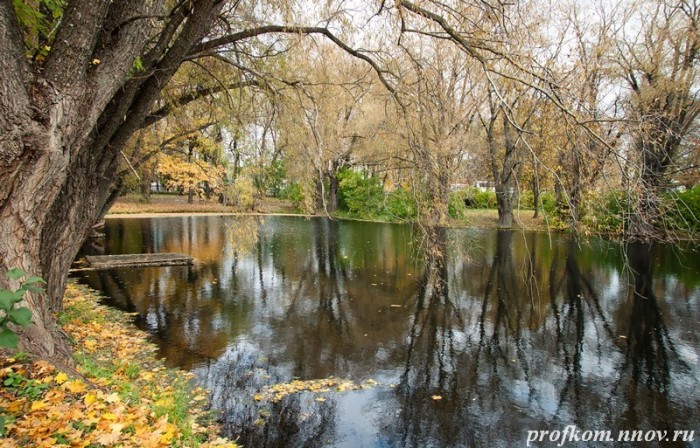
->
xmin=81 ymin=217 xmax=700 ymax=447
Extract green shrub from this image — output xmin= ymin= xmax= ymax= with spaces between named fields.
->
xmin=539 ymin=191 xmax=558 ymax=216
xmin=584 ymin=190 xmax=632 ymax=233
xmin=279 ymin=182 xmax=306 ymax=212
xmin=451 ymin=188 xmax=498 ymax=211
xmin=385 ymin=187 xmax=417 ymax=220
xmin=0 ymin=269 xmax=39 ymax=349
xmin=337 ymin=168 xmax=384 ymax=218
xmin=667 ymin=186 xmax=700 ymax=231
xmin=256 ymin=160 xmax=286 ymax=197
xmin=448 ymin=190 xmax=468 ymax=218
xmin=518 ymin=190 xmax=533 ymax=209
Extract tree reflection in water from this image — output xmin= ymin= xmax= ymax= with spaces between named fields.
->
xmin=76 ymin=217 xmax=700 ymax=447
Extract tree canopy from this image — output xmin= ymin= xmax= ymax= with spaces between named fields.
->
xmin=1 ymin=0 xmax=698 ymax=361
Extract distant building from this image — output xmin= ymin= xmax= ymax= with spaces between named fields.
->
xmin=450 ymin=181 xmax=496 ymax=192
xmin=150 ymin=181 xmax=165 ymax=192
xmin=474 ymin=181 xmax=495 ymax=192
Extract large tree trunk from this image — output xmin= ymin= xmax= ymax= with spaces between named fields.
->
xmin=315 ymin=177 xmax=325 ymax=211
xmin=0 ymin=0 xmax=224 ymax=363
xmin=496 ymin=192 xmax=514 ymax=228
xmin=327 ymin=170 xmax=339 ymax=213
xmin=431 ymin=158 xmax=451 ymax=226
xmin=487 ymin=113 xmax=519 ymax=229
xmin=141 ymin=175 xmax=152 ymax=202
xmin=0 ymin=157 xmax=76 ymax=363
xmin=628 ymin=127 xmax=682 ymax=239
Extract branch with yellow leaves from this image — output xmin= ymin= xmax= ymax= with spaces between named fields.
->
xmin=140 ymin=80 xmax=261 ymax=129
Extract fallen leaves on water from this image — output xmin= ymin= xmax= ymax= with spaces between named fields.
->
xmin=254 ymin=377 xmax=380 ymax=404
xmin=0 ymin=282 xmax=237 ymax=448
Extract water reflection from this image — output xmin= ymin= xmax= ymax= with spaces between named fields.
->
xmin=77 ymin=217 xmax=700 ymax=447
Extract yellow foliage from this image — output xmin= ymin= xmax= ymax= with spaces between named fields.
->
xmin=0 ymin=282 xmax=237 ymax=448
xmin=157 ymin=153 xmax=225 ymax=197
xmin=53 ymin=372 xmax=67 ymax=384
xmin=226 ymin=171 xmax=257 ymax=211
xmin=254 ymin=377 xmax=379 ymax=404
xmin=62 ymin=379 xmax=87 ymax=394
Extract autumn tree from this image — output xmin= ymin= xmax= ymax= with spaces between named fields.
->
xmin=0 ymin=0 xmax=391 ymax=362
xmin=126 ymin=88 xmax=231 ymax=203
xmin=391 ymin=39 xmax=480 ymax=226
xmin=615 ymin=0 xmax=700 ymax=238
xmin=276 ymin=42 xmax=390 ymax=212
xmin=529 ymin=1 xmax=623 ymax=230
xmin=519 ymin=93 xmax=561 ymax=219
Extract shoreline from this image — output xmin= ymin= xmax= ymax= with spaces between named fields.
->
xmin=0 ymin=282 xmax=238 ymax=447
xmin=105 ymin=209 xmax=555 ymax=233
xmin=105 ymin=194 xmax=549 ymax=232
xmin=104 ymin=196 xmax=698 ymax=240
xmin=105 ymin=211 xmax=316 ymax=219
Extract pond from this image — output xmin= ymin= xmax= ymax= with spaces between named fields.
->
xmin=76 ymin=216 xmax=700 ymax=447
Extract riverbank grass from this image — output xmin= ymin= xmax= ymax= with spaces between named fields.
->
xmin=109 ymin=193 xmax=295 ymax=215
xmin=0 ymin=282 xmax=237 ymax=448
xmin=109 ymin=194 xmax=552 ymax=232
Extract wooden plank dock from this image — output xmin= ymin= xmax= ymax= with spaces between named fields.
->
xmin=84 ymin=253 xmax=194 ymax=270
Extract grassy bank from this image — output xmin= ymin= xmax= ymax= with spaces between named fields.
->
xmin=108 ymin=194 xmax=550 ymax=232
xmin=109 ymin=194 xmax=295 ymax=215
xmin=0 ymin=282 xmax=237 ymax=448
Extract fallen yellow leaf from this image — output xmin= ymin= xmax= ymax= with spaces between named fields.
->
xmin=103 ymin=392 xmax=120 ymax=403
xmin=160 ymin=422 xmax=178 ymax=444
xmin=95 ymin=431 xmax=121 ymax=445
xmin=63 ymin=380 xmax=87 ymax=394
xmin=30 ymin=400 xmax=47 ymax=411
xmin=54 ymin=372 xmax=68 ymax=384
xmin=6 ymin=400 xmax=23 ymax=413
xmin=33 ymin=360 xmax=55 ymax=375
xmin=84 ymin=393 xmax=97 ymax=406
xmin=109 ymin=422 xmax=125 ymax=433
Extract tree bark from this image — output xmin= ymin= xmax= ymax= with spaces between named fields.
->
xmin=315 ymin=177 xmax=325 ymax=211
xmin=327 ymin=170 xmax=339 ymax=213
xmin=486 ymin=111 xmax=519 ymax=229
xmin=0 ymin=0 xmax=391 ymax=364
xmin=0 ymin=0 xmax=224 ymax=363
xmin=532 ymin=154 xmax=540 ymax=219
xmin=532 ymin=178 xmax=540 ymax=219
xmin=141 ymin=176 xmax=152 ymax=202
xmin=431 ymin=159 xmax=451 ymax=226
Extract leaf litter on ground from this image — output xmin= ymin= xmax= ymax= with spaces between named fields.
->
xmin=0 ymin=282 xmax=237 ymax=448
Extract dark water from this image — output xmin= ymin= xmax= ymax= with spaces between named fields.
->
xmin=76 ymin=216 xmax=700 ymax=447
